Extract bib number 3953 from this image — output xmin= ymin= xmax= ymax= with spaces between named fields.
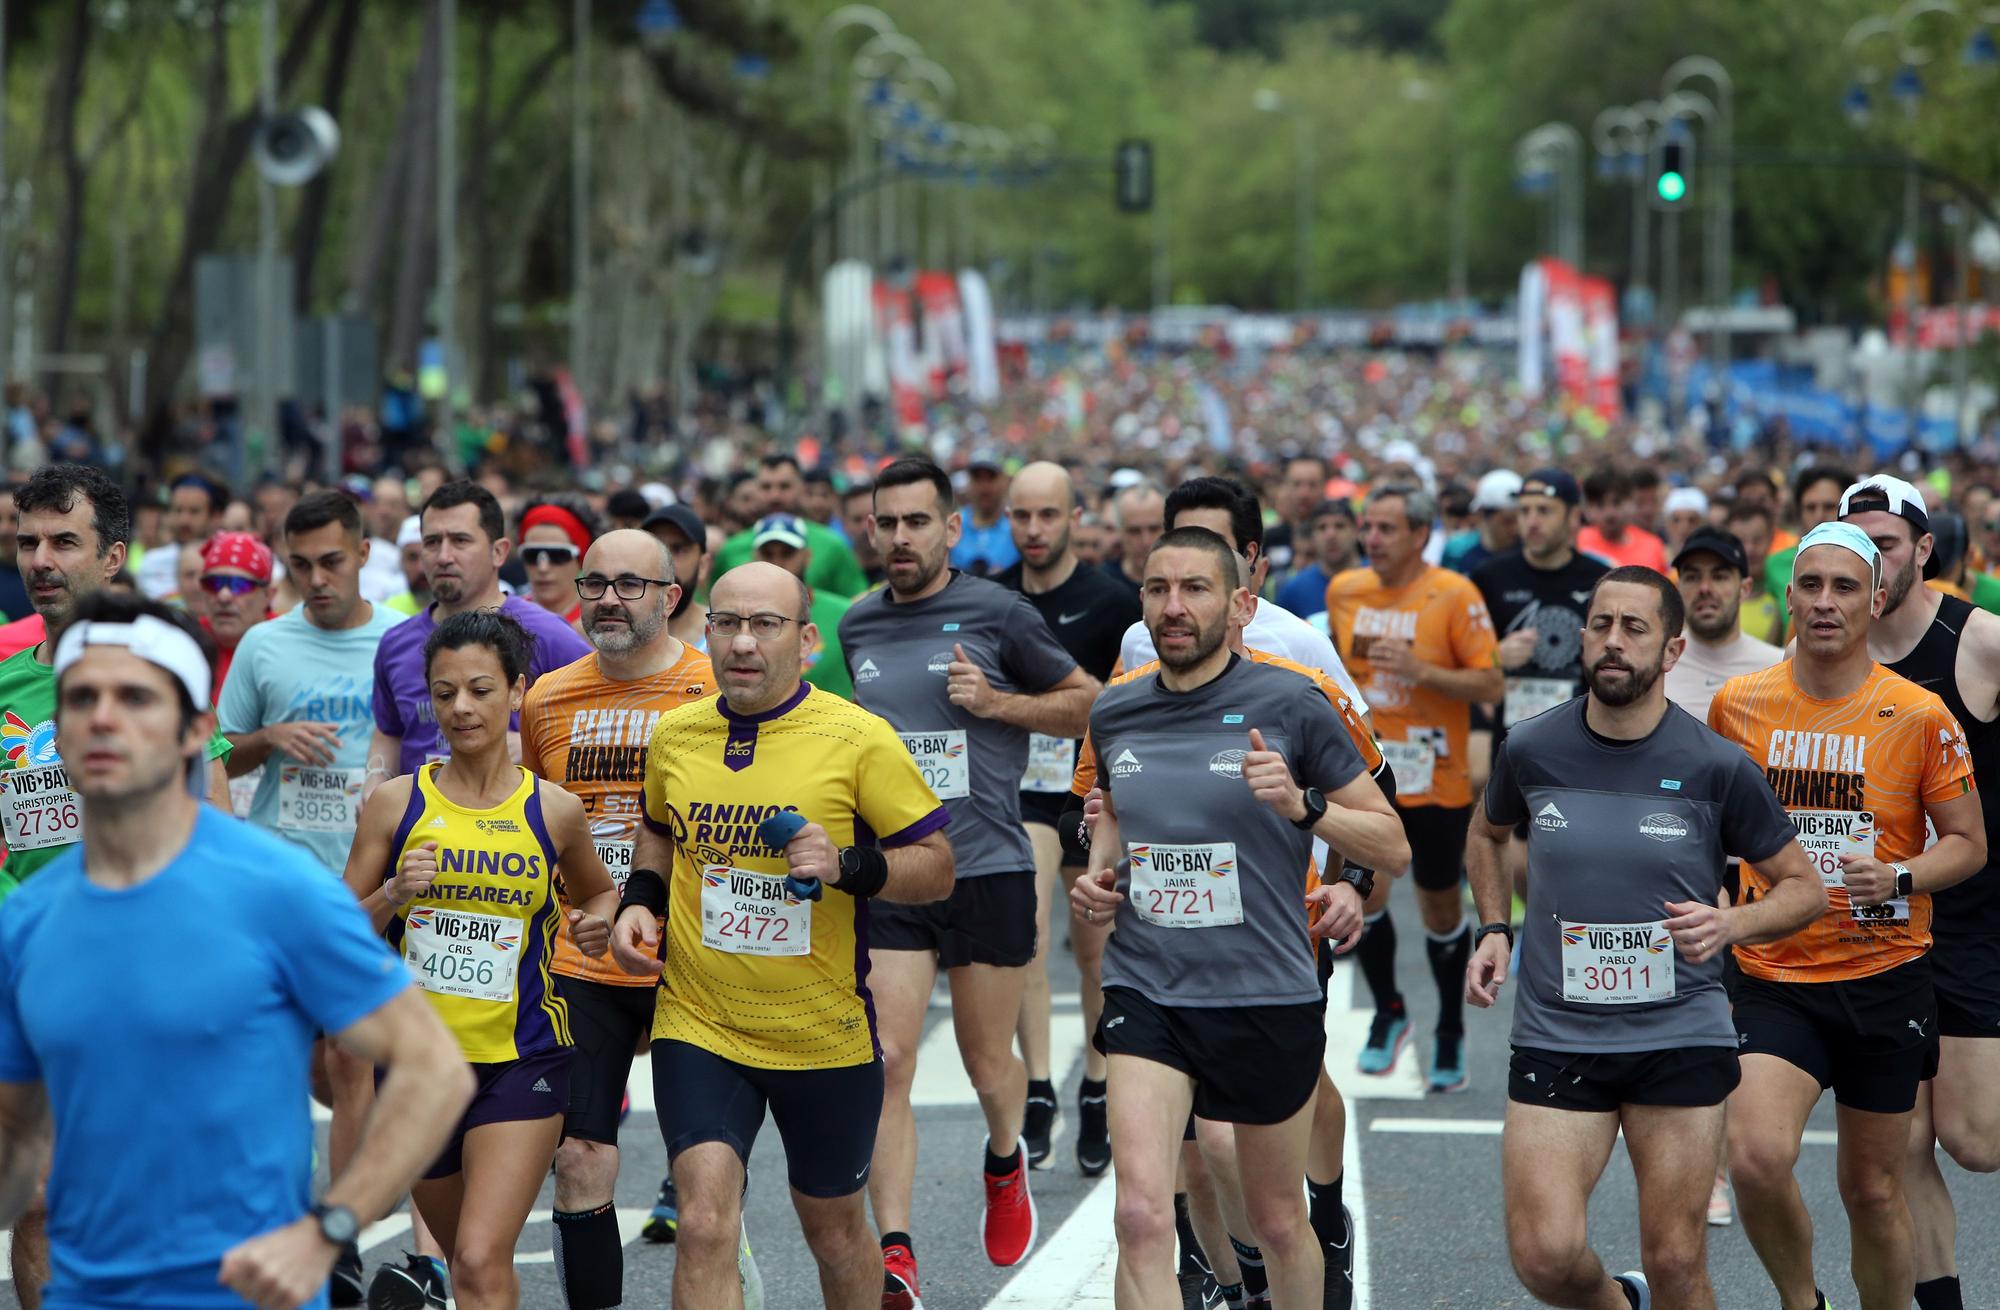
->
xmin=700 ymin=866 xmax=812 ymax=956
xmin=278 ymin=765 xmax=363 ymax=833
xmin=1128 ymin=842 xmax=1243 ymax=929
xmin=0 ymin=765 xmax=81 ymax=852
xmin=1560 ymin=921 xmax=1674 ymax=1005
xmin=900 ymin=730 xmax=969 ymax=800
xmin=402 ymin=906 xmax=519 ymax=1003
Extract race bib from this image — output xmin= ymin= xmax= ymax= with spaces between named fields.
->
xmin=1128 ymin=842 xmax=1243 ymax=929
xmin=278 ymin=765 xmax=363 ymax=833
xmin=402 ymin=906 xmax=520 ymax=1003
xmin=1789 ymin=809 xmax=1875 ymax=889
xmin=700 ymin=865 xmax=812 ymax=957
xmin=900 ymin=730 xmax=969 ymax=800
xmin=229 ymin=766 xmax=262 ymax=819
xmin=595 ymin=839 xmax=635 ymax=890
xmin=1560 ymin=921 xmax=1675 ymax=1004
xmin=1378 ymin=739 xmax=1435 ymax=798
xmin=0 ymin=765 xmax=82 ymax=853
xmin=1024 ymin=733 xmax=1076 ymax=794
xmin=1504 ymin=677 xmax=1573 ymax=726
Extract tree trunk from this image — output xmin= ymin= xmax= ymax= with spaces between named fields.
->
xmin=291 ymin=0 xmax=364 ymax=314
xmin=386 ymin=4 xmax=442 ymax=372
xmin=39 ymin=0 xmax=92 ymax=382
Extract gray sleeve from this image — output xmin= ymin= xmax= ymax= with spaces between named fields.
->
xmin=1484 ymin=739 xmax=1527 ymax=826
xmin=1296 ymin=689 xmax=1365 ymax=796
xmin=1001 ymin=592 xmax=1081 ymax=692
xmin=1719 ymin=750 xmax=1797 ymax=865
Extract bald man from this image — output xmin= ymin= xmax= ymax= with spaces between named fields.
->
xmin=994 ymin=462 xmax=1140 ymax=1172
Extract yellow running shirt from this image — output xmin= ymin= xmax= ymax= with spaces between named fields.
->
xmin=384 ymin=763 xmax=570 ymax=1062
xmin=642 ymin=683 xmax=948 ymax=1070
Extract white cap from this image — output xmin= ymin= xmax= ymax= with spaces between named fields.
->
xmin=396 ymin=514 xmax=423 ymax=549
xmin=1108 ymin=467 xmax=1146 ymax=491
xmin=54 ymin=615 xmax=215 ymax=798
xmin=1471 ymin=469 xmax=1523 ymax=512
xmin=639 ymin=481 xmax=676 ymax=509
xmin=1664 ymin=487 xmax=1709 ymax=516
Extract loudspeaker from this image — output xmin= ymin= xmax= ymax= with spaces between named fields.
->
xmin=254 ymin=107 xmax=341 ymax=187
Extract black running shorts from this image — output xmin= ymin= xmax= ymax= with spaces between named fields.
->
xmin=1732 ymin=961 xmax=1939 ymax=1114
xmin=562 ymin=976 xmax=657 ymax=1145
xmin=1396 ymin=802 xmax=1472 ymax=892
xmin=1094 ymin=986 xmax=1324 ymax=1125
xmin=868 ymin=869 xmax=1037 ymax=968
xmin=1507 ymin=1044 xmax=1739 ymax=1113
xmin=1930 ymin=933 xmax=2000 ymax=1039
xmin=652 ymin=1039 xmax=883 ymax=1198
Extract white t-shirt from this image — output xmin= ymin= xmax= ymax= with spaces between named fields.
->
xmin=1119 ymin=597 xmax=1370 ymax=717
xmin=134 ymin=542 xmax=181 ymax=600
xmin=1665 ymin=631 xmax=1783 ymax=725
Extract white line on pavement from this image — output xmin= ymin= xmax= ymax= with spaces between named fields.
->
xmin=988 ymin=1174 xmax=1118 ymax=1307
xmin=1369 ymin=1118 xmax=1839 ymax=1147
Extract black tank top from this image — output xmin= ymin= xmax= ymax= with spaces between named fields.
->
xmin=1886 ymin=593 xmax=2000 ymax=933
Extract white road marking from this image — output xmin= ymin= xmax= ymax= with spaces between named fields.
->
xmin=1369 ymin=1118 xmax=1839 ymax=1147
xmin=915 ymin=1014 xmax=1083 ymax=1108
xmin=988 ymin=1173 xmax=1117 ymax=1307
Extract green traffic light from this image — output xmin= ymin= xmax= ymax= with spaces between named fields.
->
xmin=1657 ymin=171 xmax=1687 ymax=203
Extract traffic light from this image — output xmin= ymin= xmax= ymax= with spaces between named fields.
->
xmin=1114 ymin=139 xmax=1153 ymax=213
xmin=1652 ymin=133 xmax=1693 ymax=209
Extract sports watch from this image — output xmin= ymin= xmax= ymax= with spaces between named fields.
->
xmin=1892 ymin=863 xmax=1914 ymax=898
xmin=1333 ymin=864 xmax=1375 ymax=901
xmin=1292 ymin=786 xmax=1328 ymax=831
xmin=309 ymin=1201 xmax=360 ymax=1247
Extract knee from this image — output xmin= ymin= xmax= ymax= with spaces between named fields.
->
xmin=879 ymin=1037 xmax=919 ymax=1087
xmin=799 ymin=1202 xmax=872 ymax=1264
xmin=1114 ymin=1189 xmax=1178 ymax=1255
xmin=961 ymin=1042 xmax=1019 ymax=1094
xmin=674 ymin=1184 xmax=741 ymax=1259
xmin=448 ymin=1242 xmax=519 ymax=1300
xmin=1416 ymin=891 xmax=1462 ymax=934
xmin=1728 ymin=1133 xmax=1799 ymax=1194
xmin=1637 ymin=1230 xmax=1706 ymax=1292
xmin=554 ymin=1138 xmax=616 ymax=1193
xmin=1510 ymin=1233 xmax=1594 ymax=1303
xmin=1937 ymin=1123 xmax=2000 ymax=1174
xmin=1243 ymin=1194 xmax=1310 ymax=1253
xmin=1838 ymin=1165 xmax=1906 ymax=1220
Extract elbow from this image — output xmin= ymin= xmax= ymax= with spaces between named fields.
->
xmin=1383 ymin=834 xmax=1412 ymax=873
xmin=433 ymin=1050 xmax=477 ymax=1116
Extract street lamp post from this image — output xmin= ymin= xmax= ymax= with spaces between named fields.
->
xmin=1593 ymin=103 xmax=1654 ymax=320
xmin=1255 ymin=90 xmax=1313 ymax=311
xmin=1514 ymin=122 xmax=1584 ymax=269
xmin=813 ymin=6 xmax=896 ymax=272
xmin=1662 ymin=57 xmax=1733 ymax=383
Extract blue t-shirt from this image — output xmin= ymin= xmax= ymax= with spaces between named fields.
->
xmin=1274 ymin=563 xmax=1333 ymax=619
xmin=218 ymin=605 xmax=403 ymax=872
xmin=950 ymin=510 xmax=1020 ymax=578
xmin=0 ymin=809 xmax=408 ymax=1308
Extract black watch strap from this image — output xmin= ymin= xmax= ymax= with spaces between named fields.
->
xmin=1476 ymin=921 xmax=1515 ymax=948
xmin=1291 ymin=786 xmax=1327 ymax=831
xmin=1334 ymin=864 xmax=1375 ymax=900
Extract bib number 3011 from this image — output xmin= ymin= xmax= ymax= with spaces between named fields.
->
xmin=1560 ymin=920 xmax=1675 ymax=1005
xmin=1128 ymin=842 xmax=1243 ymax=929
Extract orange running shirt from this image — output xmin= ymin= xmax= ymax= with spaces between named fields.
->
xmin=1323 ymin=565 xmax=1497 ymax=809
xmin=1707 ymin=660 xmax=1976 ymax=983
xmin=520 ymin=643 xmax=714 ymax=986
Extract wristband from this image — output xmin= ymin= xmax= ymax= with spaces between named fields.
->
xmin=1475 ymin=920 xmax=1514 ymax=949
xmin=829 ymin=845 xmax=889 ymax=899
xmin=619 ymin=868 xmax=669 ymax=919
xmin=1057 ymin=806 xmax=1091 ymax=861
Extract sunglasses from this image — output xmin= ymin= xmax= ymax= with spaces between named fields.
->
xmin=200 ymin=574 xmax=264 ymax=597
xmin=520 ymin=544 xmax=580 ymax=568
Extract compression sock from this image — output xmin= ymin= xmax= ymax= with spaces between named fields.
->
xmin=1175 ymin=1191 xmax=1208 ymax=1275
xmin=1915 ymin=1277 xmax=1963 ymax=1310
xmin=1306 ymin=1172 xmax=1348 ymax=1249
xmin=1355 ymin=911 xmax=1402 ymax=1014
xmin=552 ymin=1203 xmax=623 ymax=1310
xmin=1229 ymin=1236 xmax=1267 ymax=1300
xmin=1215 ymin=1282 xmax=1245 ymax=1308
xmin=1426 ymin=917 xmax=1472 ymax=1036
xmin=881 ymin=1231 xmax=913 ymax=1254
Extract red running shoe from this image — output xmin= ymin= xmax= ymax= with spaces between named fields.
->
xmin=981 ymin=1139 xmax=1039 ymax=1267
xmin=881 ymin=1242 xmax=923 ymax=1310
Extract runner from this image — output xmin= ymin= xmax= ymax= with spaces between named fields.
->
xmin=0 ymin=591 xmax=473 ymax=1310
xmin=641 ymin=503 xmax=712 ymax=652
xmin=952 ymin=450 xmax=1020 ymax=577
xmin=195 ymin=530 xmax=277 ymax=691
xmin=1663 ymin=527 xmax=1783 ymax=724
xmin=1764 ymin=466 xmax=1853 ymax=612
xmin=1071 ymin=525 xmax=1406 ymax=1310
xmin=1708 ymin=522 xmax=1985 ymax=1310
xmin=216 ymin=490 xmax=403 ymax=1302
xmin=1724 ymin=500 xmax=1785 ymax=645
xmin=1103 ymin=480 xmax=1168 ymax=597
xmin=609 ymin=559 xmax=949 ymax=1308
xmin=345 ymin=608 xmax=621 ymax=1310
xmin=1662 ymin=487 xmax=1710 ymax=561
xmin=838 ymin=457 xmax=1099 ymax=1302
xmin=992 ymin=461 xmax=1140 ymax=1175
xmin=1441 ymin=469 xmax=1523 ymax=575
xmin=517 ymin=497 xmax=600 ymax=636
xmin=135 ymin=472 xmax=224 ymax=600
xmin=366 ymin=481 xmax=589 ymax=793
xmin=1576 ymin=468 xmax=1668 ymax=573
xmin=1838 ymin=474 xmax=2000 ymax=1310
xmin=1274 ymin=500 xmax=1359 ymax=621
xmin=752 ymin=513 xmax=855 ymax=699
xmin=518 ymin=529 xmax=714 ymax=1310
xmin=1466 ymin=564 xmax=1820 ymax=1310
xmin=1326 ymin=483 xmax=1503 ymax=1091
xmin=711 ymin=455 xmax=869 ymax=600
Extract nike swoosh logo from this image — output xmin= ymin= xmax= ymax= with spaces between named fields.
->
xmin=1058 ymin=611 xmax=1087 ymax=624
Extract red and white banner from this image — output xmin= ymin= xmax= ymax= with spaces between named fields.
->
xmin=1900 ymin=304 xmax=2000 ymax=349
xmin=872 ymin=280 xmax=925 ymax=429
xmin=1582 ymin=275 xmax=1621 ymax=418
xmin=1517 ymin=257 xmax=1618 ymax=416
xmin=914 ymin=271 xmax=966 ymax=400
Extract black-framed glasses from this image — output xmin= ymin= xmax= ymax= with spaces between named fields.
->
xmin=706 ymin=611 xmax=801 ymax=640
xmin=576 ymin=575 xmax=672 ymax=601
xmin=200 ymin=574 xmax=264 ymax=596
xmin=521 ymin=544 xmax=580 ymax=568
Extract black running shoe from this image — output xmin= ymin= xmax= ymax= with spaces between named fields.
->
xmin=330 ymin=1242 xmax=365 ymax=1307
xmin=641 ymin=1174 xmax=679 ymax=1244
xmin=1023 ymin=1089 xmax=1062 ymax=1169
xmin=366 ymin=1252 xmax=447 ymax=1310
xmin=1180 ymin=1266 xmax=1224 ymax=1309
xmin=1076 ymin=1085 xmax=1110 ymax=1177
xmin=1322 ymin=1203 xmax=1354 ymax=1310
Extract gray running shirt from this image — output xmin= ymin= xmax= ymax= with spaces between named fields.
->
xmin=840 ymin=571 xmax=1079 ymax=878
xmin=1093 ymin=655 xmax=1366 ymax=1007
xmin=1486 ymin=698 xmax=1797 ymax=1053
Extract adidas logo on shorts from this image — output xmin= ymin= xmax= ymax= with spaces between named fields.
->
xmin=531 ymin=1078 xmax=553 ymax=1093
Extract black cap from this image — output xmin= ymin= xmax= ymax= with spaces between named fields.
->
xmin=1519 ymin=468 xmax=1581 ymax=507
xmin=642 ymin=504 xmax=707 ymax=549
xmin=1671 ymin=525 xmax=1749 ymax=577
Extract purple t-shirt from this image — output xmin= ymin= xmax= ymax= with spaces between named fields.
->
xmin=371 ymin=595 xmax=591 ymax=775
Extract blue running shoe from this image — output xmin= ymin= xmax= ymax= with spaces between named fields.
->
xmin=1428 ymin=1031 xmax=1468 ymax=1094
xmin=641 ymin=1175 xmax=679 ymax=1244
xmin=1357 ymin=1010 xmax=1409 ymax=1075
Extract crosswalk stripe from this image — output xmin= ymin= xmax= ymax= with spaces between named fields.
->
xmin=915 ymin=1015 xmax=1083 ymax=1108
xmin=988 ymin=1175 xmax=1117 ymax=1306
xmin=1368 ymin=1117 xmax=1841 ymax=1147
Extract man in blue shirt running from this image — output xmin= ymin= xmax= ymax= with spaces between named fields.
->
xmin=0 ymin=593 xmax=471 ymax=1310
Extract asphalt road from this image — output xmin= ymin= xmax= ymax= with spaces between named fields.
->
xmin=4 ymin=872 xmax=1995 ymax=1307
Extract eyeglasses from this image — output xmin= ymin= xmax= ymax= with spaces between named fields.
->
xmin=520 ymin=544 xmax=580 ymax=568
xmin=200 ymin=574 xmax=264 ymax=597
xmin=706 ymin=611 xmax=801 ymax=640
xmin=575 ymin=575 xmax=672 ymax=601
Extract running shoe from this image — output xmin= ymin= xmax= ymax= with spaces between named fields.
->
xmin=1707 ymin=1172 xmax=1733 ymax=1226
xmin=1323 ymin=1202 xmax=1355 ymax=1310
xmin=1357 ymin=1009 xmax=1409 ymax=1075
xmin=881 ymin=1241 xmax=923 ymax=1310
xmin=330 ymin=1242 xmax=365 ymax=1307
xmin=1076 ymin=1084 xmax=1111 ymax=1177
xmin=641 ymin=1175 xmax=678 ymax=1244
xmin=1023 ymin=1088 xmax=1062 ymax=1169
xmin=1612 ymin=1270 xmax=1650 ymax=1310
xmin=1427 ymin=1030 xmax=1468 ymax=1094
xmin=365 ymin=1251 xmax=447 ymax=1310
xmin=739 ymin=1216 xmax=764 ymax=1310
xmin=1179 ymin=1266 xmax=1220 ymax=1309
xmin=981 ymin=1139 xmax=1039 ymax=1266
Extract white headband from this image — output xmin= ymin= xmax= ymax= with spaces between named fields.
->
xmin=54 ymin=616 xmax=214 ymax=712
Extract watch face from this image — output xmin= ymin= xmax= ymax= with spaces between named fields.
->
xmin=318 ymin=1205 xmax=359 ymax=1244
